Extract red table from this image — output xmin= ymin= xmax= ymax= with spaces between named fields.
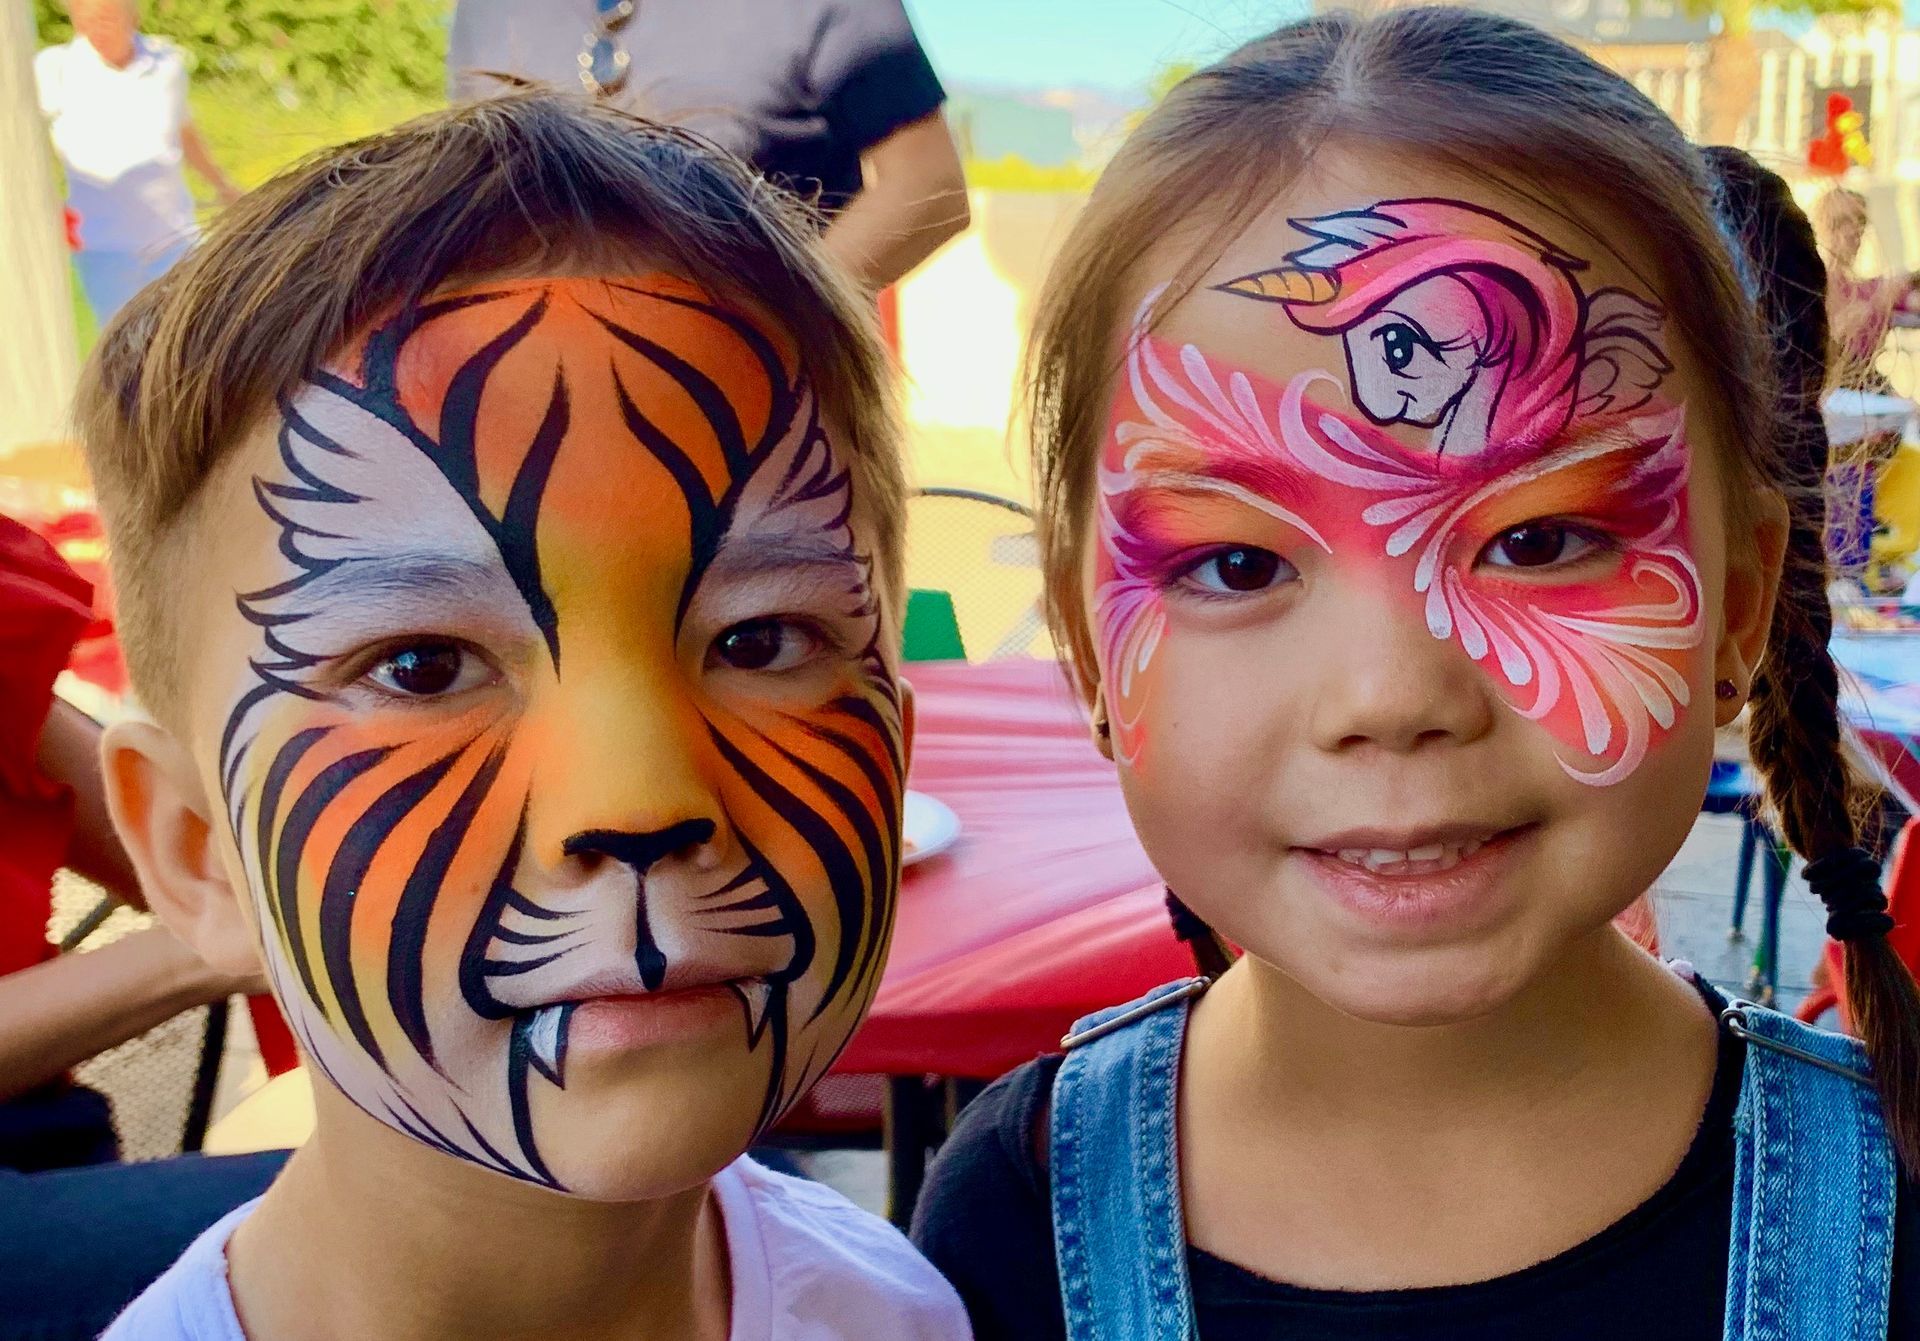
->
xmin=838 ymin=658 xmax=1192 ymax=1080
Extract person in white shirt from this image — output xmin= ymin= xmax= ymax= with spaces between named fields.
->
xmin=34 ymin=0 xmax=240 ymax=323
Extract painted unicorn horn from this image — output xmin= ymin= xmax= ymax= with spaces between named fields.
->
xmin=1213 ymin=267 xmax=1340 ymax=305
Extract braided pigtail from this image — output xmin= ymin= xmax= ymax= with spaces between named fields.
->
xmin=1705 ymin=147 xmax=1920 ymax=1173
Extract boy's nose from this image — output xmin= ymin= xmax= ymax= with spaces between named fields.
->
xmin=1303 ymin=577 xmax=1497 ymax=757
xmin=520 ymin=659 xmax=729 ymax=873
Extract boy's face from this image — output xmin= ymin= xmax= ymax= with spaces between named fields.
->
xmin=186 ymin=275 xmax=903 ymax=1197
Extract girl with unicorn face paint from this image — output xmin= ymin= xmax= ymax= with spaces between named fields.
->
xmin=916 ymin=11 xmax=1920 ymax=1341
xmin=84 ymin=97 xmax=970 ymax=1341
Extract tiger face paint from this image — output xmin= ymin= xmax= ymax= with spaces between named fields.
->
xmin=1096 ymin=198 xmax=1702 ymax=785
xmin=213 ymin=276 xmax=902 ymax=1195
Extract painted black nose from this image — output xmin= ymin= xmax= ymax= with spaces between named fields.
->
xmin=561 ymin=819 xmax=717 ymax=990
xmin=562 ymin=818 xmax=716 ymax=872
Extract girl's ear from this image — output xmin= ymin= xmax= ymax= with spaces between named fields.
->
xmin=1714 ymin=488 xmax=1791 ymax=725
xmin=99 ymin=719 xmax=259 ymax=977
xmin=1089 ymin=687 xmax=1116 ymax=761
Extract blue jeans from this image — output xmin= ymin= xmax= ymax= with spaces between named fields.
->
xmin=72 ymin=238 xmax=193 ymax=326
xmin=1048 ymin=979 xmax=1898 ymax=1341
xmin=0 ymin=1148 xmax=287 ymax=1341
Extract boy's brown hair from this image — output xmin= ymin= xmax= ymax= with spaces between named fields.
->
xmin=75 ymin=90 xmax=905 ymax=723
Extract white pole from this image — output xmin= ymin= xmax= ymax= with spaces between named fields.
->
xmin=0 ymin=0 xmax=80 ymax=457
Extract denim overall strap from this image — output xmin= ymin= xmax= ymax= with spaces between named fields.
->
xmin=1050 ymin=977 xmax=1209 ymax=1341
xmin=1722 ymin=1002 xmax=1896 ymax=1341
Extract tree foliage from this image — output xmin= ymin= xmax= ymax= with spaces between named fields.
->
xmin=32 ymin=0 xmax=451 ymax=98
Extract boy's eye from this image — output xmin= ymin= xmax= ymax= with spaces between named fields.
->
xmin=1184 ymin=546 xmax=1295 ymax=594
xmin=365 ymin=642 xmax=491 ymax=698
xmin=711 ymin=618 xmax=821 ymax=672
xmin=1479 ymin=521 xmax=1601 ymax=570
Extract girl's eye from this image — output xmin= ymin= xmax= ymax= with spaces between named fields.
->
xmin=365 ymin=642 xmax=490 ymax=698
xmin=711 ymin=618 xmax=821 ymax=672
xmin=1184 ymin=546 xmax=1294 ymax=594
xmin=1479 ymin=521 xmax=1601 ymax=570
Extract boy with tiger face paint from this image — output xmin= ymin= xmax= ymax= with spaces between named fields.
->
xmin=81 ymin=97 xmax=968 ymax=1341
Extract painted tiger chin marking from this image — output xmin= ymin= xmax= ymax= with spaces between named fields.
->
xmin=217 ymin=276 xmax=903 ymax=1194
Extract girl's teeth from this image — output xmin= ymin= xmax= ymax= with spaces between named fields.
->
xmin=1328 ymin=839 xmax=1490 ymax=873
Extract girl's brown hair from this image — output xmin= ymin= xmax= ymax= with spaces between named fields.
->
xmin=1025 ymin=6 xmax=1920 ymax=1166
xmin=75 ymin=90 xmax=903 ymax=725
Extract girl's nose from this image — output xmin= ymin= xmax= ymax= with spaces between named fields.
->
xmin=1302 ymin=577 xmax=1497 ymax=758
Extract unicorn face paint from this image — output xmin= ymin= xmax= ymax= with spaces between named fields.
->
xmin=1095 ymin=198 xmax=1703 ymax=786
xmin=211 ymin=276 xmax=902 ymax=1195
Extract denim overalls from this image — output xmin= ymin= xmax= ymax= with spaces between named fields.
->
xmin=1049 ymin=977 xmax=1898 ymax=1341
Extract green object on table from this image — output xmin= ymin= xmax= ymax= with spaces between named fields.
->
xmin=903 ymin=588 xmax=967 ymax=662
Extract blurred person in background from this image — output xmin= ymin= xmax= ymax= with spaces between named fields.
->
xmin=0 ymin=515 xmax=285 ymax=1341
xmin=447 ymin=0 xmax=968 ymax=290
xmin=34 ymin=0 xmax=242 ymax=324
xmin=1817 ymin=187 xmax=1920 ymax=392
xmin=0 ymin=514 xmax=267 ymax=1173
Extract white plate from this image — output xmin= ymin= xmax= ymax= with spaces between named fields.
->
xmin=903 ymin=790 xmax=961 ymax=867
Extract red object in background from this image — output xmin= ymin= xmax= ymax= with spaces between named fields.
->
xmin=247 ymin=996 xmax=300 ymax=1076
xmin=1809 ymin=92 xmax=1868 ymax=177
xmin=835 ymin=658 xmax=1181 ymax=1078
xmin=29 ymin=510 xmax=127 ymax=697
xmin=0 ymin=518 xmax=95 ymax=978
xmin=62 ymin=207 xmax=81 ymax=252
xmin=877 ymin=285 xmax=901 ymax=357
xmin=1795 ymin=820 xmax=1920 ymax=1032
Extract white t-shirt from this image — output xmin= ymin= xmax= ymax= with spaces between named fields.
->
xmin=102 ymin=1157 xmax=973 ymax=1340
xmin=33 ymin=34 xmax=197 ymax=253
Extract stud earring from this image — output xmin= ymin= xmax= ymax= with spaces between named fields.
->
xmin=1715 ymin=679 xmax=1740 ymax=702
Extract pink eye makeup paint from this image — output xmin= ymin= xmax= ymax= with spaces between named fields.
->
xmin=1094 ymin=198 xmax=1703 ymax=783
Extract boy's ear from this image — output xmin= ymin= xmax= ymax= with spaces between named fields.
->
xmin=100 ymin=720 xmax=259 ymax=976
xmin=1715 ymin=488 xmax=1791 ymax=726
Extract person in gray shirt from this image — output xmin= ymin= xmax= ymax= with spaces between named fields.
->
xmin=449 ymin=0 xmax=968 ymax=290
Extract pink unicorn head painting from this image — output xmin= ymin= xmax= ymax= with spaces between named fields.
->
xmin=1216 ymin=198 xmax=1672 ymax=457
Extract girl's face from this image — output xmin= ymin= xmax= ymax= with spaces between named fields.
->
xmin=1088 ymin=151 xmax=1765 ymax=1025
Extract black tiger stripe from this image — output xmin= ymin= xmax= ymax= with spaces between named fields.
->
xmin=269 ymin=746 xmax=394 ymax=1015
xmin=433 ymin=290 xmax=551 ymax=500
xmin=593 ymin=314 xmax=758 ymax=470
xmin=606 ymin=283 xmax=799 ymax=417
xmin=460 ymin=822 xmax=530 ymax=1022
xmin=316 ymin=750 xmax=464 ymax=1073
xmin=495 ymin=367 xmax=569 ymax=664
xmin=248 ymin=726 xmax=332 ymax=943
xmin=708 ymin=729 xmax=873 ymax=1010
xmin=783 ymin=709 xmax=904 ymax=990
xmin=390 ymin=746 xmax=508 ymax=1069
xmin=764 ymin=737 xmax=896 ymax=1021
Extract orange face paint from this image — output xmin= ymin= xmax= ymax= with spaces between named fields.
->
xmin=219 ymin=277 xmax=901 ymax=1190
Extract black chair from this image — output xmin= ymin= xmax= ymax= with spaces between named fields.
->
xmin=56 ymin=884 xmax=230 ymax=1156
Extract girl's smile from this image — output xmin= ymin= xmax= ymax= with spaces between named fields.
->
xmin=1292 ymin=822 xmax=1537 ymax=938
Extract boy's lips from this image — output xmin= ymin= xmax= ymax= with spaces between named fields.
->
xmin=518 ymin=979 xmax=770 ymax=1086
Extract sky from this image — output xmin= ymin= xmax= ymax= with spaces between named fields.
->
xmin=908 ymin=0 xmax=1310 ymax=96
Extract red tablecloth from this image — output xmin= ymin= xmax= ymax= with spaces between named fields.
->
xmin=836 ymin=659 xmax=1190 ymax=1078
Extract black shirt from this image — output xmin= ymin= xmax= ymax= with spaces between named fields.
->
xmin=912 ymin=983 xmax=1920 ymax=1340
xmin=448 ymin=0 xmax=946 ymax=211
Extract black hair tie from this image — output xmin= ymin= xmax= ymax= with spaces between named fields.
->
xmin=1804 ymin=846 xmax=1895 ymax=942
